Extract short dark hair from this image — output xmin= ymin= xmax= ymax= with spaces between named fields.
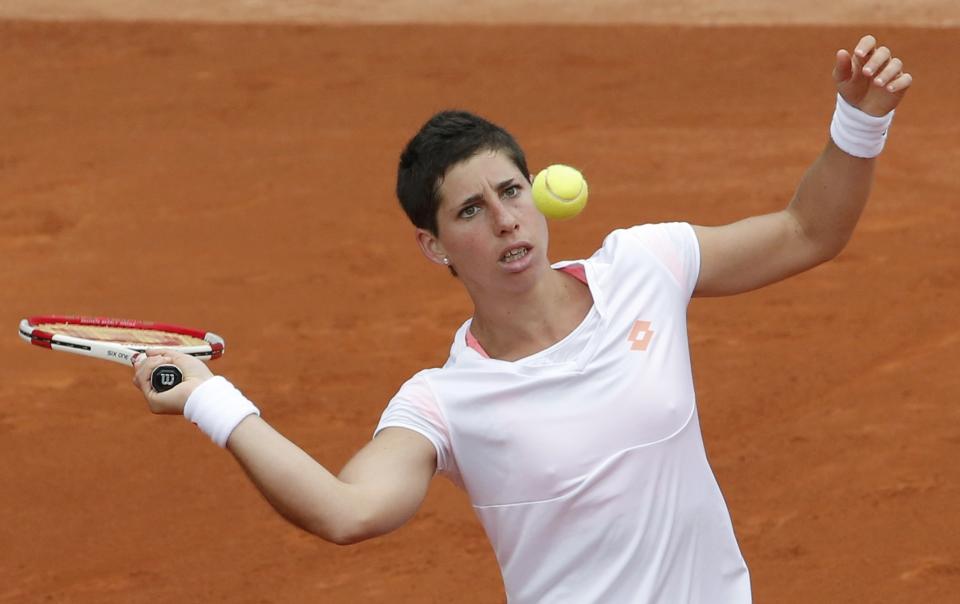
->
xmin=396 ymin=110 xmax=530 ymax=235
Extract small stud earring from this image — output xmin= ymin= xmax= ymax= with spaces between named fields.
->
xmin=442 ymin=257 xmax=450 ymax=265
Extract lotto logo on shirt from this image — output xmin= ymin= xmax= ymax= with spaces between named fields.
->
xmin=628 ymin=320 xmax=654 ymax=351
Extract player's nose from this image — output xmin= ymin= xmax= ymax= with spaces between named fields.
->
xmin=488 ymin=196 xmax=520 ymax=235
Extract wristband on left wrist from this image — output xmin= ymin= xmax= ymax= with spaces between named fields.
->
xmin=183 ymin=376 xmax=260 ymax=447
xmin=829 ymin=93 xmax=895 ymax=158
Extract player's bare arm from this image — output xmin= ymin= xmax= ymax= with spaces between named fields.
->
xmin=228 ymin=421 xmax=435 ymax=544
xmin=133 ymin=350 xmax=436 ymax=545
xmin=692 ymin=35 xmax=912 ymax=297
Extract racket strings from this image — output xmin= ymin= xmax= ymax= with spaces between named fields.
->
xmin=35 ymin=323 xmax=206 ymax=347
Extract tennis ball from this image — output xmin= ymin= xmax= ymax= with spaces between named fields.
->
xmin=532 ymin=164 xmax=588 ymax=220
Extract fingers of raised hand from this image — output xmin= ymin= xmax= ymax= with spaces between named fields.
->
xmin=832 ymin=49 xmax=853 ymax=83
xmin=853 ymin=37 xmax=911 ymax=93
xmin=837 ymin=36 xmax=911 ymax=113
xmin=862 ymin=46 xmax=892 ymax=78
xmin=872 ymin=56 xmax=901 ymax=83
xmin=884 ymin=72 xmax=913 ymax=94
xmin=854 ymin=35 xmax=877 ymax=59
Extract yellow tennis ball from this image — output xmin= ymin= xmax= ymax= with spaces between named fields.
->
xmin=532 ymin=164 xmax=588 ymax=220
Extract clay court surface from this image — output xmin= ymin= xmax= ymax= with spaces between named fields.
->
xmin=2 ymin=2 xmax=958 ymax=602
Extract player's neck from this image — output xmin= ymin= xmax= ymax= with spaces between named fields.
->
xmin=470 ymin=269 xmax=592 ymax=361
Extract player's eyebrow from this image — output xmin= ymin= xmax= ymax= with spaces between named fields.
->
xmin=458 ymin=178 xmax=516 ymax=206
xmin=458 ymin=192 xmax=484 ymax=208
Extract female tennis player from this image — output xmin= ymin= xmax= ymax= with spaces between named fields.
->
xmin=134 ymin=35 xmax=911 ymax=603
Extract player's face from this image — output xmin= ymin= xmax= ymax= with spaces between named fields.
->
xmin=420 ymin=150 xmax=550 ymax=293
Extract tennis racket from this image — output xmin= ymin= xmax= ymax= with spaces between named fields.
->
xmin=18 ymin=315 xmax=225 ymax=392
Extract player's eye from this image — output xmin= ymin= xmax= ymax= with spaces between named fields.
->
xmin=459 ymin=204 xmax=481 ymax=219
xmin=502 ymin=185 xmax=521 ymax=199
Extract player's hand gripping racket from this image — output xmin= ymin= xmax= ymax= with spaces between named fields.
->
xmin=18 ymin=316 xmax=224 ymax=392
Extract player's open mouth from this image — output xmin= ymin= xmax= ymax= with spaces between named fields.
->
xmin=500 ymin=247 xmax=529 ymax=263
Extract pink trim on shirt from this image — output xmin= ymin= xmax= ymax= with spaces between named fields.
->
xmin=465 ymin=329 xmax=489 ymax=358
xmin=466 ymin=265 xmax=588 ymax=357
xmin=562 ymin=264 xmax=588 ymax=285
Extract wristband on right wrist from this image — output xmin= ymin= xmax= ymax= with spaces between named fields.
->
xmin=829 ymin=93 xmax=895 ymax=158
xmin=183 ymin=376 xmax=260 ymax=447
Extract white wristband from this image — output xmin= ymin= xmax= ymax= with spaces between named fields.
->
xmin=183 ymin=376 xmax=260 ymax=447
xmin=829 ymin=93 xmax=895 ymax=158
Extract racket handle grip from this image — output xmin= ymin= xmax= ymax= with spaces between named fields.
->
xmin=151 ymin=364 xmax=183 ymax=393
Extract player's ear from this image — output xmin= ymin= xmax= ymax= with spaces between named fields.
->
xmin=415 ymin=228 xmax=448 ymax=266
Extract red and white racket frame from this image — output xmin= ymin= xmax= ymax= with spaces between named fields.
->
xmin=18 ymin=315 xmax=225 ymax=366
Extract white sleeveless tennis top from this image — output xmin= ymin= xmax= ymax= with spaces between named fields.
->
xmin=376 ymin=223 xmax=751 ymax=603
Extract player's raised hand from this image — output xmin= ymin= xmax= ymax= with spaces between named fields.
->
xmin=133 ymin=349 xmax=213 ymax=414
xmin=833 ymin=35 xmax=913 ymax=117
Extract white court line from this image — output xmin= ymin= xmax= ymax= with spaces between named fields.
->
xmin=0 ymin=0 xmax=958 ymax=27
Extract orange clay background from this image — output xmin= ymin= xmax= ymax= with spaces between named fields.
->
xmin=1 ymin=2 xmax=959 ymax=602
